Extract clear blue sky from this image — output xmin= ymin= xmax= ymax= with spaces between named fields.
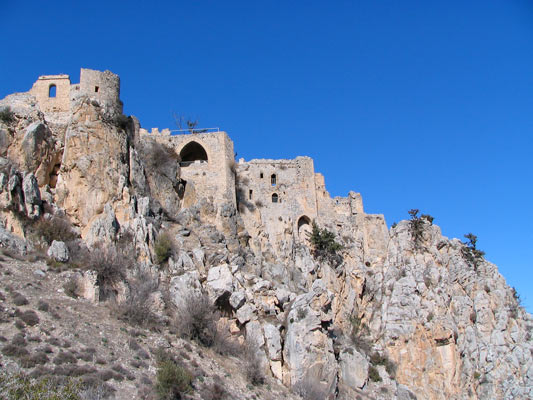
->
xmin=1 ymin=1 xmax=532 ymax=311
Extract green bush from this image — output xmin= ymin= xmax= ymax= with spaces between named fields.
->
xmin=461 ymin=233 xmax=485 ymax=270
xmin=155 ymin=359 xmax=192 ymax=399
xmin=0 ymin=370 xmax=81 ymax=399
xmin=368 ymin=365 xmax=382 ymax=382
xmin=406 ymin=209 xmax=435 ymax=249
xmin=154 ymin=232 xmax=174 ymax=265
xmin=0 ymin=107 xmax=15 ymax=124
xmin=309 ymin=221 xmax=343 ymax=265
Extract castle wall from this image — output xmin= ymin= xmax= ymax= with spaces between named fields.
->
xmin=236 ymin=157 xmax=319 ymax=252
xmin=29 ymin=74 xmax=71 ymax=113
xmin=27 ymin=69 xmax=122 ymax=115
xmin=72 ymin=69 xmax=122 ymax=113
xmin=141 ymin=131 xmax=236 ymax=209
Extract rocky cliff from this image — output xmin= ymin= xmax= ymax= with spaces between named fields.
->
xmin=0 ymin=74 xmax=531 ymax=400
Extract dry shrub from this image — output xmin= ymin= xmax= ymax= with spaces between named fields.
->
xmin=30 ymin=215 xmax=77 ymax=246
xmin=19 ymin=310 xmax=39 ymax=326
xmin=11 ymin=292 xmax=29 ymax=306
xmin=202 ymin=380 xmax=228 ymax=400
xmin=175 ymin=292 xmax=218 ymax=347
xmin=243 ymin=342 xmax=265 ymax=386
xmin=63 ymin=277 xmax=79 ymax=298
xmin=139 ymin=139 xmax=180 ymax=173
xmin=11 ymin=333 xmax=26 ymax=346
xmin=53 ymin=351 xmax=78 ymax=365
xmin=2 ymin=344 xmax=29 ymax=358
xmin=20 ymin=352 xmax=49 ymax=368
xmin=293 ymin=373 xmax=328 ymax=400
xmin=37 ymin=300 xmax=50 ymax=312
xmin=116 ymin=270 xmax=159 ymax=328
xmin=89 ymin=245 xmax=129 ymax=301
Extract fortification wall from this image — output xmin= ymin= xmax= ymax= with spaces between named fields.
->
xmin=29 ymin=74 xmax=71 ymax=113
xmin=27 ymin=69 xmax=122 ymax=115
xmin=236 ymin=157 xmax=319 ymax=253
xmin=72 ymin=69 xmax=122 ymax=113
xmin=142 ymin=131 xmax=236 ymax=209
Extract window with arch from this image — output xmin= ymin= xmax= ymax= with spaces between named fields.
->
xmin=48 ymin=84 xmax=57 ymax=98
xmin=272 ymin=193 xmax=279 ymax=203
xmin=271 ymin=174 xmax=277 ymax=186
xmin=179 ymin=141 xmax=208 ymax=167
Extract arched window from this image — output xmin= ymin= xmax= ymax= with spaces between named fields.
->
xmin=271 ymin=174 xmax=277 ymax=186
xmin=48 ymin=84 xmax=57 ymax=98
xmin=272 ymin=193 xmax=279 ymax=203
xmin=297 ymin=215 xmax=312 ymax=242
xmin=179 ymin=141 xmax=208 ymax=167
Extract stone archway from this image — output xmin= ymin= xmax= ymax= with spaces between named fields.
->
xmin=179 ymin=141 xmax=208 ymax=166
xmin=298 ymin=215 xmax=312 ymax=243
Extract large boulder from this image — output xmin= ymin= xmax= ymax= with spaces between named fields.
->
xmin=47 ymin=240 xmax=69 ymax=263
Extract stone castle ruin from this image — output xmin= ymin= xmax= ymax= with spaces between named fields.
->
xmin=2 ymin=68 xmax=531 ymax=399
xmin=16 ymin=68 xmax=387 ymax=257
xmin=27 ymin=68 xmax=122 ymax=115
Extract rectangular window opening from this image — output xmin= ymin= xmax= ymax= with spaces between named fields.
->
xmin=95 ymin=86 xmax=99 ymax=93
xmin=249 ymin=190 xmax=253 ymax=200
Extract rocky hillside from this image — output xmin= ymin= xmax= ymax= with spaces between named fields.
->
xmin=0 ymin=79 xmax=531 ymax=400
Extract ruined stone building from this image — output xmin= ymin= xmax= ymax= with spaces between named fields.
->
xmin=17 ymin=68 xmax=387 ymax=257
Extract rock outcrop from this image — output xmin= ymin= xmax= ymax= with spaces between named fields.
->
xmin=0 ymin=69 xmax=531 ymax=400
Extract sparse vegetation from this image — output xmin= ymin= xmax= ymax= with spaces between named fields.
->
xmin=154 ymin=232 xmax=174 ymax=265
xmin=139 ymin=139 xmax=180 ymax=173
xmin=293 ymin=373 xmax=328 ymax=400
xmin=63 ymin=277 xmax=79 ymax=298
xmin=408 ymin=209 xmax=434 ymax=249
xmin=29 ymin=215 xmax=78 ymax=247
xmin=369 ymin=352 xmax=396 ymax=378
xmin=0 ymin=106 xmax=15 ymax=124
xmin=243 ymin=343 xmax=264 ymax=386
xmin=155 ymin=355 xmax=192 ymax=400
xmin=309 ymin=221 xmax=343 ymax=265
xmin=115 ymin=114 xmax=130 ymax=130
xmin=176 ymin=292 xmax=217 ymax=347
xmin=11 ymin=292 xmax=29 ymax=306
xmin=461 ymin=233 xmax=485 ymax=270
xmin=19 ymin=310 xmax=40 ymax=326
xmin=0 ymin=370 xmax=82 ymax=399
xmin=368 ymin=365 xmax=382 ymax=382
xmin=89 ymin=245 xmax=129 ymax=301
xmin=116 ymin=270 xmax=159 ymax=328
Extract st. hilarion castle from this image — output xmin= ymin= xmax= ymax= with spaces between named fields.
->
xmin=22 ymin=68 xmax=387 ymax=259
xmin=1 ymin=68 xmax=530 ymax=400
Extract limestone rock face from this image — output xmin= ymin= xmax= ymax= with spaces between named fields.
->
xmin=339 ymin=348 xmax=368 ymax=390
xmin=47 ymin=240 xmax=69 ymax=262
xmin=55 ymin=97 xmax=131 ymax=228
xmin=0 ymin=72 xmax=531 ymax=400
xmin=22 ymin=172 xmax=41 ymax=219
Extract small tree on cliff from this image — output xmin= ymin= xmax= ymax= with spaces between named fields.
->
xmin=408 ymin=209 xmax=434 ymax=250
xmin=461 ymin=233 xmax=485 ymax=270
xmin=309 ymin=221 xmax=343 ymax=266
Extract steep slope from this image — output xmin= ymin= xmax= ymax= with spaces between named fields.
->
xmin=0 ymin=72 xmax=531 ymax=400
